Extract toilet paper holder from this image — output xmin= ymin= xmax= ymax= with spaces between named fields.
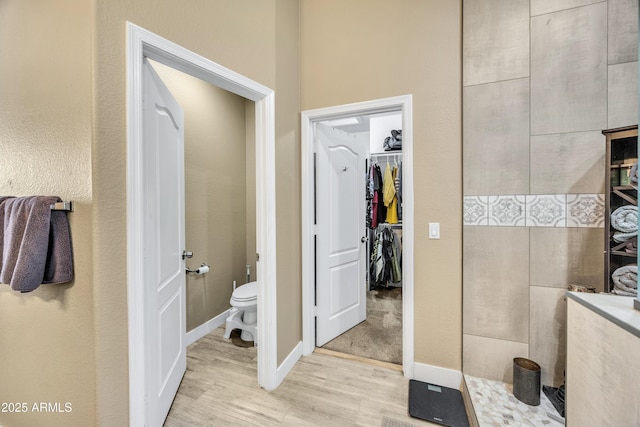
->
xmin=186 ymin=263 xmax=210 ymax=275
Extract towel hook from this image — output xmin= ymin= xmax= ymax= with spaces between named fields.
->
xmin=50 ymin=201 xmax=74 ymax=212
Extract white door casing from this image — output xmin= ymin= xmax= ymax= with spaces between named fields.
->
xmin=127 ymin=23 xmax=278 ymax=427
xmin=301 ymin=95 xmax=414 ymax=378
xmin=142 ymin=59 xmax=187 ymax=426
xmin=315 ymin=124 xmax=368 ymax=346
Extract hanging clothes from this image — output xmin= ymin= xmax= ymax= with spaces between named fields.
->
xmin=366 ymin=164 xmax=374 ymax=229
xmin=395 ymin=160 xmax=402 ymax=221
xmin=369 ymin=224 xmax=402 ymax=288
xmin=385 ymin=165 xmax=399 ymax=224
xmin=368 ymin=163 xmax=385 ymax=228
xmin=383 ymin=163 xmax=398 ymax=224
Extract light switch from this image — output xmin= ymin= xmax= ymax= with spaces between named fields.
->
xmin=429 ymin=223 xmax=440 ymax=239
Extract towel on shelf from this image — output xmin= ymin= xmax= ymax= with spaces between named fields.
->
xmin=611 ymin=265 xmax=637 ymax=297
xmin=611 ymin=205 xmax=638 ymax=232
xmin=614 ymin=230 xmax=638 ymax=243
xmin=0 ymin=196 xmax=74 ymax=292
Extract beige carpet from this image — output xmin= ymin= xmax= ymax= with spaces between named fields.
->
xmin=321 ymin=287 xmax=402 ymax=365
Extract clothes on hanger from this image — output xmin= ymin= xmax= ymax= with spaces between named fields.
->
xmin=367 ymin=156 xmax=403 ymax=229
xmin=367 ymin=162 xmax=385 ymax=228
xmin=396 ymin=160 xmax=402 ymax=221
xmin=384 ymin=164 xmax=398 ymax=224
xmin=369 ymin=224 xmax=402 ymax=288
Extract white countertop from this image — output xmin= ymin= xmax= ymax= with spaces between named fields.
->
xmin=567 ymin=292 xmax=640 ymax=338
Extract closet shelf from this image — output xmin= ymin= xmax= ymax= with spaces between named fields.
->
xmin=611 ymin=251 xmax=637 ymax=258
xmin=603 ymin=125 xmax=638 ymax=294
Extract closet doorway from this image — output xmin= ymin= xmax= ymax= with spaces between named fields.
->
xmin=301 ymin=95 xmax=414 ymax=377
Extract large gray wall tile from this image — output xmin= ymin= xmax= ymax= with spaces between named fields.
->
xmin=609 ymin=0 xmax=639 ymax=64
xmin=463 ymin=334 xmax=529 ymax=383
xmin=531 ymin=0 xmax=603 ymax=17
xmin=530 ymin=286 xmax=567 ymax=387
xmin=530 ymin=131 xmax=605 ymax=194
xmin=531 ymin=3 xmax=607 ymax=135
xmin=608 ymin=62 xmax=639 ymax=129
xmin=463 ymin=0 xmax=529 ymax=86
xmin=463 ymin=79 xmax=529 ymax=195
xmin=464 ymin=226 xmax=530 ymax=342
xmin=530 ymin=227 xmax=604 ymax=289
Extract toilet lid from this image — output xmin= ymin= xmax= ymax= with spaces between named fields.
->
xmin=232 ymin=281 xmax=257 ymax=302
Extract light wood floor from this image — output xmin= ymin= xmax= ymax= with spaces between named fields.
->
xmin=164 ymin=327 xmax=440 ymax=426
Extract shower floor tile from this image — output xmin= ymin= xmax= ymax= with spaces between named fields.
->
xmin=464 ymin=374 xmax=564 ymax=426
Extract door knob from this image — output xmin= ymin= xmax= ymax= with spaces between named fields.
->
xmin=361 ymin=236 xmax=368 ymax=243
xmin=182 ymin=250 xmax=193 ymax=260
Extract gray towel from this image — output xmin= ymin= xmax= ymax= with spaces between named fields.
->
xmin=611 ymin=205 xmax=638 ymax=233
xmin=611 ymin=265 xmax=637 ymax=297
xmin=0 ymin=196 xmax=74 ymax=292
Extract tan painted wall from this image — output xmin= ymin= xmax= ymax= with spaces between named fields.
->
xmin=94 ymin=1 xmax=300 ymax=424
xmin=275 ymin=0 xmax=302 ymax=365
xmin=246 ymin=101 xmax=258 ymax=284
xmin=0 ymin=1 xmax=95 ymax=426
xmin=149 ymin=60 xmax=255 ymax=332
xmin=301 ymin=0 xmax=463 ymax=370
xmin=2 ymin=1 xmax=458 ymax=424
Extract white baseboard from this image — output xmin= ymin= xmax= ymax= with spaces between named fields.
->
xmin=412 ymin=362 xmax=463 ymax=390
xmin=185 ymin=309 xmax=231 ymax=346
xmin=276 ymin=341 xmax=303 ymax=387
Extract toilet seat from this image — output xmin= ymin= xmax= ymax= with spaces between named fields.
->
xmin=230 ymin=281 xmax=257 ymax=303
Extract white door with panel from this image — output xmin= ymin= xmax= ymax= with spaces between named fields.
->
xmin=143 ymin=58 xmax=187 ymax=426
xmin=315 ymin=123 xmax=368 ymax=346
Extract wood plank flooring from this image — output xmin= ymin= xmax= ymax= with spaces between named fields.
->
xmin=164 ymin=327 xmax=439 ymax=426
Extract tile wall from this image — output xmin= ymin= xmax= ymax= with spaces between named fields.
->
xmin=462 ymin=0 xmax=638 ymax=387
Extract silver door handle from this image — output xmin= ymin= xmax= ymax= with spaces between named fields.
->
xmin=361 ymin=236 xmax=368 ymax=243
xmin=182 ymin=250 xmax=193 ymax=260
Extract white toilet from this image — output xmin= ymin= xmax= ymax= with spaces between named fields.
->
xmin=223 ymin=281 xmax=257 ymax=345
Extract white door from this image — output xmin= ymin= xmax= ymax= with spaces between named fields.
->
xmin=142 ymin=58 xmax=187 ymax=426
xmin=315 ymin=123 xmax=368 ymax=346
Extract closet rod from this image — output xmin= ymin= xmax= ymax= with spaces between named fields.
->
xmin=371 ymin=151 xmax=403 ymax=157
xmin=50 ymin=201 xmax=74 ymax=212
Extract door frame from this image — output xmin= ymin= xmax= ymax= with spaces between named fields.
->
xmin=301 ymin=95 xmax=414 ymax=377
xmin=126 ymin=22 xmax=278 ymax=426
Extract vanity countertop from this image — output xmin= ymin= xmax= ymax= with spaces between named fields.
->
xmin=567 ymin=292 xmax=640 ymax=339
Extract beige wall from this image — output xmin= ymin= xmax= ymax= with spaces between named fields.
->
xmin=300 ymin=0 xmax=463 ymax=371
xmin=93 ymin=1 xmax=301 ymax=424
xmin=149 ymin=60 xmax=255 ymax=332
xmin=275 ymin=0 xmax=302 ymax=365
xmin=2 ymin=1 xmax=463 ymax=425
xmin=0 ymin=1 xmax=96 ymax=426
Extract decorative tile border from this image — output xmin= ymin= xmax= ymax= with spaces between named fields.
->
xmin=488 ymin=195 xmax=526 ymax=226
xmin=464 ymin=194 xmax=604 ymax=228
xmin=464 ymin=196 xmax=489 ymax=225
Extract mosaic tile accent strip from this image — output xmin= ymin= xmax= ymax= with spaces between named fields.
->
xmin=566 ymin=194 xmax=605 ymax=228
xmin=526 ymin=195 xmax=567 ymax=227
xmin=464 ymin=374 xmax=564 ymax=427
xmin=488 ymin=195 xmax=526 ymax=226
xmin=464 ymin=196 xmax=489 ymax=226
xmin=463 ymin=194 xmax=605 ymax=228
